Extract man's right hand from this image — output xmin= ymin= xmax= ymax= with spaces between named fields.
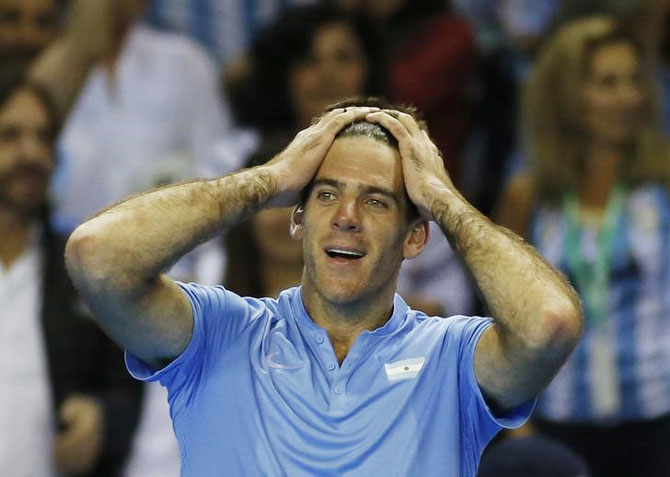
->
xmin=263 ymin=106 xmax=379 ymax=208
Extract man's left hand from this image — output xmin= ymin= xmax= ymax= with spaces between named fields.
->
xmin=53 ymin=395 xmax=104 ymax=474
xmin=365 ymin=110 xmax=454 ymax=221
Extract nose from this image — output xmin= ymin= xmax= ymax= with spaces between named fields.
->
xmin=331 ymin=199 xmax=361 ymax=233
xmin=18 ymin=130 xmax=52 ymax=168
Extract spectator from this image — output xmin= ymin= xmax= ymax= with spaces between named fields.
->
xmin=496 ymin=16 xmax=670 ymax=477
xmin=0 ymin=73 xmax=142 ymax=476
xmin=229 ymin=3 xmax=380 ymax=135
xmin=51 ymin=0 xmax=236 ymax=238
xmin=31 ymin=1 xmax=239 ymax=474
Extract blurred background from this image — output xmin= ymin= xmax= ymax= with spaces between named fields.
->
xmin=1 ymin=0 xmax=669 ymax=475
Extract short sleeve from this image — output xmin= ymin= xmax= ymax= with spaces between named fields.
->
xmin=453 ymin=317 xmax=536 ymax=451
xmin=125 ymin=282 xmax=263 ymax=389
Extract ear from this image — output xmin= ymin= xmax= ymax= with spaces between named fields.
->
xmin=289 ymin=203 xmax=305 ymax=240
xmin=402 ymin=220 xmax=429 ymax=260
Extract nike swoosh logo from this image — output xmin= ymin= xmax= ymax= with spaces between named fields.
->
xmin=264 ymin=351 xmax=305 ymax=370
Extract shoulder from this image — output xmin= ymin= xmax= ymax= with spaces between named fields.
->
xmin=179 ymin=282 xmax=296 ymax=326
xmin=404 ymin=312 xmax=493 ymax=349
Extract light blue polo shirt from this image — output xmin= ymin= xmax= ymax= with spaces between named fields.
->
xmin=126 ymin=283 xmax=535 ymax=476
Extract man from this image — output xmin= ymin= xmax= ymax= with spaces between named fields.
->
xmin=65 ymin=99 xmax=583 ymax=475
xmin=0 ymin=75 xmax=142 ymax=476
xmin=30 ymin=2 xmax=235 ymax=474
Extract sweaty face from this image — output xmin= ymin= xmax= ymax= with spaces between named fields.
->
xmin=289 ymin=21 xmax=368 ymax=127
xmin=582 ymin=42 xmax=646 ymax=147
xmin=298 ymin=137 xmax=419 ymax=306
xmin=0 ymin=88 xmax=54 ymax=215
xmin=0 ymin=0 xmax=58 ymax=72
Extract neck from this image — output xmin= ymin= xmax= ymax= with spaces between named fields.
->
xmin=301 ymin=279 xmax=396 ymax=363
xmin=260 ymin=257 xmax=304 ymax=298
xmin=0 ymin=207 xmax=33 ymax=268
xmin=579 ymin=142 xmax=622 ymax=210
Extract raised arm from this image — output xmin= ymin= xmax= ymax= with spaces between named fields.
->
xmin=366 ymin=110 xmax=583 ymax=411
xmin=65 ymin=107 xmax=377 ymax=368
xmin=28 ymin=0 xmax=114 ymax=120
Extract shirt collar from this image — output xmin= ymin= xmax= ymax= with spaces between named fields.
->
xmin=288 ymin=286 xmax=409 ymax=338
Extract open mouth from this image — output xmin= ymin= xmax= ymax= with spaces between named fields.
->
xmin=324 ymin=247 xmax=366 ymax=261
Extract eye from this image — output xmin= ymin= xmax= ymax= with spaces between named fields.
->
xmin=316 ymin=190 xmax=336 ymax=201
xmin=0 ymin=126 xmax=20 ymax=142
xmin=366 ymin=198 xmax=387 ymax=209
xmin=37 ymin=127 xmax=51 ymax=145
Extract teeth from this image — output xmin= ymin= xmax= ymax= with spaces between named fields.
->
xmin=327 ymin=249 xmax=365 ymax=258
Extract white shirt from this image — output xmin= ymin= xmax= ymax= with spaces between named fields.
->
xmin=0 ymin=235 xmax=54 ymax=477
xmin=52 ymin=23 xmax=240 ymax=233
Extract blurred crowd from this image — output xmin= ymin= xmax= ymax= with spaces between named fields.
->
xmin=1 ymin=0 xmax=669 ymax=475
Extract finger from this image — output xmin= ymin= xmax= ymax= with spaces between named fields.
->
xmin=320 ymin=107 xmax=381 ymax=136
xmin=365 ymin=111 xmax=413 ymax=143
xmin=381 ymin=109 xmax=422 ymax=137
xmin=314 ymin=105 xmax=380 ymax=126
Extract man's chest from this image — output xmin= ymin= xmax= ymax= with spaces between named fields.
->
xmin=179 ymin=323 xmax=465 ymax=476
xmin=196 ymin=323 xmax=454 ymax=427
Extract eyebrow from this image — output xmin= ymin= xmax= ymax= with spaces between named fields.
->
xmin=311 ymin=178 xmax=401 ymax=205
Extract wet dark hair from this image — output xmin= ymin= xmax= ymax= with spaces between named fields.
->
xmin=325 ymin=96 xmax=428 ymax=146
xmin=232 ymin=3 xmax=382 ymax=131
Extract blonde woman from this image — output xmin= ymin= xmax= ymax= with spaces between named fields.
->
xmin=497 ymin=16 xmax=670 ymax=477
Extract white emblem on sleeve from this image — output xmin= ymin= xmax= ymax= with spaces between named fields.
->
xmin=384 ymin=357 xmax=425 ymax=381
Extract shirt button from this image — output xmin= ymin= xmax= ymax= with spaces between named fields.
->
xmin=333 ymin=385 xmax=343 ymax=395
xmin=327 ymin=363 xmax=336 ymax=371
xmin=316 ymin=335 xmax=325 ymax=344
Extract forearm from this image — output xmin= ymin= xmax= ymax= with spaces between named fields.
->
xmin=68 ymin=166 xmax=276 ymax=290
xmin=28 ymin=36 xmax=97 ymax=121
xmin=431 ymin=187 xmax=582 ymax=347
xmin=29 ymin=0 xmax=116 ymax=121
